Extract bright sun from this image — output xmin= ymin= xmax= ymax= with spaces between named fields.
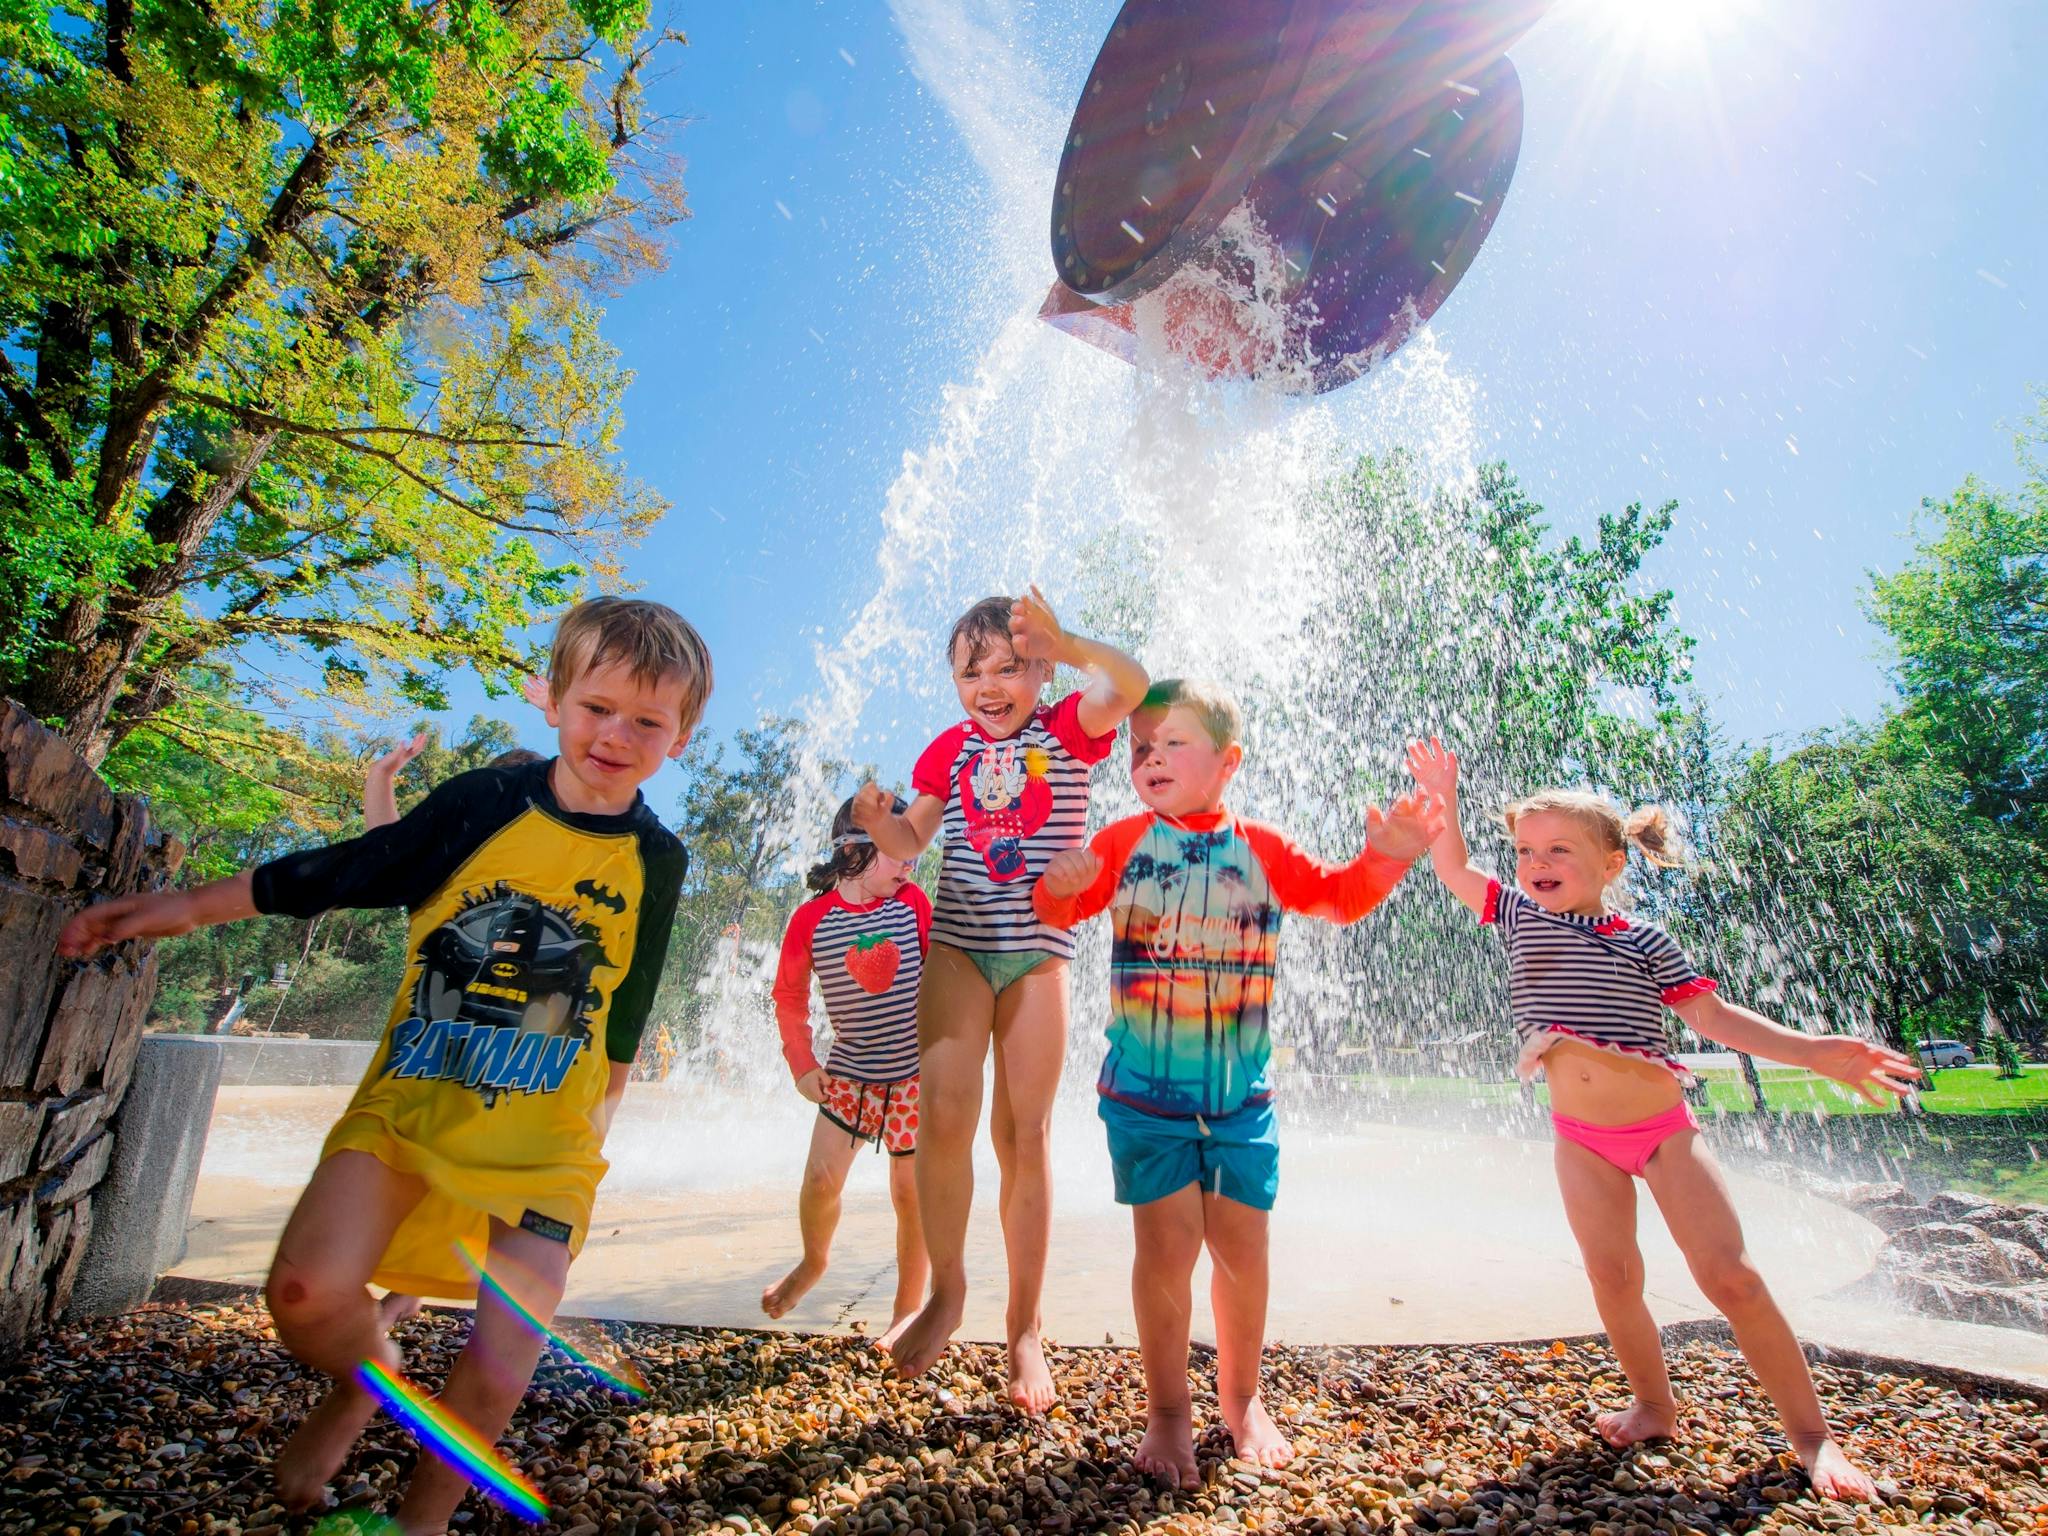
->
xmin=1574 ymin=0 xmax=1754 ymax=59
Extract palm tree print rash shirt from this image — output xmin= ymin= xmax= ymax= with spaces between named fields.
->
xmin=1034 ymin=808 xmax=1412 ymax=1119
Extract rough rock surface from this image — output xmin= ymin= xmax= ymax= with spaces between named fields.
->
xmin=1 ymin=1301 xmax=2042 ymax=1536
xmin=1828 ymin=1182 xmax=2048 ymax=1334
xmin=0 ymin=698 xmax=182 ymax=1349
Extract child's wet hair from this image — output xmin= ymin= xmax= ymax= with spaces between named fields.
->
xmin=947 ymin=596 xmax=1019 ymax=670
xmin=1503 ymin=789 xmax=1684 ymax=876
xmin=488 ymin=748 xmax=545 ymax=770
xmin=807 ymin=793 xmax=908 ymax=894
xmin=1138 ymin=678 xmax=1242 ymax=750
xmin=548 ymin=596 xmax=715 ymax=734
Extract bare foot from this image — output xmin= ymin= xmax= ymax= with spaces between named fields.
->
xmin=878 ymin=1308 xmax=918 ymax=1351
xmin=1133 ymin=1403 xmax=1200 ymax=1489
xmin=1799 ymin=1439 xmax=1877 ymax=1502
xmin=1220 ymin=1394 xmax=1293 ymax=1469
xmin=276 ymin=1372 xmax=382 ymax=1511
xmin=1596 ymin=1399 xmax=1678 ymax=1449
xmin=761 ymin=1258 xmax=824 ymax=1320
xmin=885 ymin=1288 xmax=963 ymax=1380
xmin=378 ymin=1292 xmax=421 ymax=1328
xmin=1005 ymin=1328 xmax=1056 ymax=1414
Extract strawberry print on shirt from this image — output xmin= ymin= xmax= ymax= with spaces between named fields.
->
xmin=773 ymin=883 xmax=930 ymax=1082
xmin=842 ymin=932 xmax=902 ymax=994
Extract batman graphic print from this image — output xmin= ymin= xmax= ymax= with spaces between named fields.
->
xmin=384 ymin=887 xmax=609 ymax=1109
xmin=253 ymin=758 xmax=685 ymax=1299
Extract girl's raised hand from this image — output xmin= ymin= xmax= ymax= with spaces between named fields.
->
xmin=1009 ymin=584 xmax=1065 ymax=661
xmin=367 ymin=730 xmax=428 ymax=783
xmin=850 ymin=781 xmax=896 ymax=834
xmin=1806 ymin=1035 xmax=1923 ymax=1105
xmin=521 ymin=674 xmax=551 ymax=711
xmin=1366 ymin=790 xmax=1446 ymax=864
xmin=1039 ymin=847 xmax=1102 ymax=898
xmin=1405 ymin=736 xmax=1461 ymax=801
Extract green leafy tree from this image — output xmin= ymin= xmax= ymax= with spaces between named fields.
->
xmin=0 ymin=0 xmax=687 ymax=765
xmin=1304 ymin=456 xmax=1704 ymax=806
xmin=1698 ymin=733 xmax=2037 ymax=1055
xmin=1866 ymin=396 xmax=2048 ymax=841
xmin=98 ymin=664 xmax=303 ymax=880
xmin=1302 ymin=455 xmax=1712 ymax=1073
xmin=1679 ymin=410 xmax=2048 ymax=1073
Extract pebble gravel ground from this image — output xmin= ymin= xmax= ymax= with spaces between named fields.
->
xmin=2 ymin=1302 xmax=2043 ymax=1536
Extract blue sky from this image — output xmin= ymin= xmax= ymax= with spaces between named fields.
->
xmin=461 ymin=0 xmax=2046 ymax=809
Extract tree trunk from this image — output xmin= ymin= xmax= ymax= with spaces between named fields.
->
xmin=16 ymin=427 xmax=281 ymax=758
xmin=1738 ymin=1051 xmax=1766 ymax=1113
xmin=14 ymin=131 xmax=335 ymax=750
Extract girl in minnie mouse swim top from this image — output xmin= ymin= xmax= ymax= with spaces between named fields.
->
xmin=848 ymin=586 xmax=1148 ymax=1411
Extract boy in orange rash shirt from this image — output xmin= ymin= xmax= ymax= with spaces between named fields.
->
xmin=1034 ymin=679 xmax=1442 ymax=1487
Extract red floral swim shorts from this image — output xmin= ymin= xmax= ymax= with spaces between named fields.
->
xmin=819 ymin=1073 xmax=920 ymax=1156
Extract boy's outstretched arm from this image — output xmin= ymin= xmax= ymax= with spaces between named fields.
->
xmin=1010 ymin=585 xmax=1149 ymax=739
xmin=1034 ymin=818 xmax=1146 ymax=929
xmin=57 ymin=872 xmax=258 ymax=959
xmin=1669 ymin=993 xmax=1921 ymax=1105
xmin=1032 ymin=846 xmax=1108 ymax=929
xmin=1404 ymin=737 xmax=1492 ymax=917
xmin=1237 ymin=792 xmax=1440 ymax=927
xmin=852 ymin=782 xmax=942 ymax=861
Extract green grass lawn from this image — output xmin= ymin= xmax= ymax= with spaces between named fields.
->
xmin=1345 ymin=1066 xmax=2048 ymax=1207
xmin=1693 ymin=1063 xmax=2048 ymax=1117
xmin=1348 ymin=1065 xmax=2048 ymax=1118
xmin=1965 ymin=1159 xmax=2048 ymax=1207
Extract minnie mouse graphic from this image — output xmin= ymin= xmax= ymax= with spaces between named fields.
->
xmin=960 ymin=741 xmax=1052 ymax=881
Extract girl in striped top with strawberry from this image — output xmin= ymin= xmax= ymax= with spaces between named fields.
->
xmin=764 ymin=795 xmax=933 ymax=1341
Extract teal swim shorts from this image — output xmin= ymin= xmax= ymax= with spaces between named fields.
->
xmin=1097 ymin=1094 xmax=1280 ymax=1211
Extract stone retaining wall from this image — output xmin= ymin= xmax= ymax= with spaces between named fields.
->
xmin=0 ymin=699 xmax=182 ymax=1350
xmin=201 ymin=1033 xmax=377 ymax=1087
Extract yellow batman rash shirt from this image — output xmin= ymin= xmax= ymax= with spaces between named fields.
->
xmin=252 ymin=758 xmax=686 ymax=1299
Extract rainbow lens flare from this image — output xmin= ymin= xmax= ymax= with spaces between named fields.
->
xmin=354 ymin=1359 xmax=549 ymax=1524
xmin=454 ymin=1241 xmax=649 ymax=1399
xmin=546 ymin=1315 xmax=651 ymax=1399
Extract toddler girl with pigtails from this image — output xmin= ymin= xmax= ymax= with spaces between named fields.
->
xmin=1406 ymin=737 xmax=1917 ymax=1503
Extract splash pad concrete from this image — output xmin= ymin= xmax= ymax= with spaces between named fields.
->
xmin=171 ymin=1079 xmax=2048 ymax=1386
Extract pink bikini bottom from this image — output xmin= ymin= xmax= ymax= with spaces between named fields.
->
xmin=1552 ymin=1101 xmax=1699 ymax=1177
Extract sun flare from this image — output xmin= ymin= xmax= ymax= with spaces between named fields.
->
xmin=1573 ymin=0 xmax=1756 ymax=60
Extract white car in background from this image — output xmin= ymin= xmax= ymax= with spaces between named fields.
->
xmin=1916 ymin=1038 xmax=1975 ymax=1069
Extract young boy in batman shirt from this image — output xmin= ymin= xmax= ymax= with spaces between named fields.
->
xmin=60 ymin=597 xmax=710 ymax=1534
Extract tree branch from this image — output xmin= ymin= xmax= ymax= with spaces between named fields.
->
xmin=0 ymin=352 xmax=77 ymax=480
xmin=95 ymin=138 xmax=340 ymax=522
xmin=171 ymin=388 xmax=561 ymax=450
